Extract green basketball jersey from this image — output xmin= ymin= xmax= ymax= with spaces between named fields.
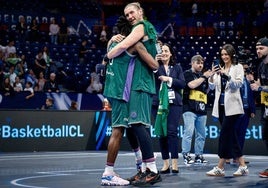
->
xmin=131 ymin=20 xmax=157 ymax=94
xmin=103 ymin=42 xmax=136 ymax=100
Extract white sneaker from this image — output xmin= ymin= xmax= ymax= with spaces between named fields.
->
xmin=206 ymin=166 xmax=225 ymax=176
xmin=233 ymin=166 xmax=249 ymax=176
xmin=101 ymin=173 xmax=130 ymax=186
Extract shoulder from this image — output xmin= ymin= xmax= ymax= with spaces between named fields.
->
xmin=174 ymin=63 xmax=183 ymax=69
xmin=184 ymin=69 xmax=192 ymax=75
xmin=231 ymin=63 xmax=243 ymax=71
xmin=233 ymin=63 xmax=243 ymax=69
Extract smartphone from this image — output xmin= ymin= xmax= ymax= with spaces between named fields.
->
xmin=155 ymin=43 xmax=162 ymax=54
xmin=213 ymin=59 xmax=220 ymax=70
xmin=213 ymin=59 xmax=219 ymax=66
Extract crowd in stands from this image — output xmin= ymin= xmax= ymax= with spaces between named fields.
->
xmin=0 ymin=0 xmax=267 ymax=102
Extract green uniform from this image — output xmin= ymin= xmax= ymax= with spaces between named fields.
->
xmin=128 ymin=20 xmax=158 ymax=126
xmin=103 ymin=42 xmax=136 ymax=100
xmin=103 ymin=42 xmax=136 ymax=128
xmin=130 ymin=20 xmax=157 ymax=94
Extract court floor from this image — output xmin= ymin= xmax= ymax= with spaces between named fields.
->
xmin=0 ymin=151 xmax=267 ymax=188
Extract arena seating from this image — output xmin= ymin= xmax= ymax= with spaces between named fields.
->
xmin=0 ymin=0 xmax=267 ymax=101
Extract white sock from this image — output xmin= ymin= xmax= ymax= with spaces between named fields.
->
xmin=141 ymin=162 xmax=146 ymax=172
xmin=133 ymin=148 xmax=142 ymax=170
xmin=146 ymin=161 xmax=158 ymax=174
xmin=103 ymin=165 xmax=114 ymax=175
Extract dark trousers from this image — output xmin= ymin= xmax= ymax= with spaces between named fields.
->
xmin=235 ymin=108 xmax=251 ymax=151
xmin=260 ymin=106 xmax=268 ymax=152
xmin=158 ymin=105 xmax=182 ymax=159
xmin=218 ymin=105 xmax=242 ymax=159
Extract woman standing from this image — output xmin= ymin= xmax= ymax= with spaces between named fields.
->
xmin=154 ymin=43 xmax=185 ymax=173
xmin=206 ymin=44 xmax=248 ymax=176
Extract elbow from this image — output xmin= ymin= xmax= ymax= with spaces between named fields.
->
xmin=188 ymin=83 xmax=196 ymax=89
xmin=107 ymin=52 xmax=112 ymax=59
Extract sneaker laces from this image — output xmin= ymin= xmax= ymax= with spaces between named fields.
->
xmin=213 ymin=167 xmax=224 ymax=175
xmin=239 ymin=166 xmax=248 ymax=174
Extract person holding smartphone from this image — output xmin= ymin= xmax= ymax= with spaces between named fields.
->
xmin=153 ymin=43 xmax=185 ymax=174
xmin=206 ymin=44 xmax=248 ymax=177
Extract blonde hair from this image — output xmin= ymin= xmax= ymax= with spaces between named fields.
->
xmin=124 ymin=2 xmax=144 ymax=16
xmin=124 ymin=2 xmax=141 ymax=10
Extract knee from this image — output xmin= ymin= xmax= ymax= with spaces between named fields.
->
xmin=111 ymin=128 xmax=124 ymax=139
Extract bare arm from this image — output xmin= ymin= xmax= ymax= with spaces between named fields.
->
xmin=107 ymin=24 xmax=145 ymax=59
xmin=188 ymin=70 xmax=214 ymax=89
xmin=133 ymin=42 xmax=159 ymax=70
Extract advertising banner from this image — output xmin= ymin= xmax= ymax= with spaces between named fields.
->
xmin=0 ymin=110 xmax=95 ymax=151
xmin=0 ymin=109 xmax=266 ymax=155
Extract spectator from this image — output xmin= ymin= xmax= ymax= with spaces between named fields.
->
xmin=153 ymin=43 xmax=185 ymax=173
xmin=192 ymin=1 xmax=198 ymax=18
xmin=5 ymin=53 xmax=21 ymax=68
xmin=86 ymin=70 xmax=102 ymax=93
xmin=35 ymin=71 xmax=46 ymax=92
xmin=14 ymin=56 xmax=25 ymax=83
xmin=25 ymin=69 xmax=38 ymax=88
xmin=39 ymin=18 xmax=50 ymax=42
xmin=206 ymin=44 xmax=248 ymax=177
xmin=78 ymin=40 xmax=89 ymax=65
xmin=5 ymin=40 xmax=16 ymax=60
xmin=16 ymin=16 xmax=28 ymax=42
xmin=41 ymin=97 xmax=55 ymax=110
xmin=24 ymin=81 xmax=34 ymax=99
xmin=101 ymin=98 xmax=111 ymax=111
xmin=0 ymin=76 xmax=14 ymax=96
xmin=29 ymin=18 xmax=40 ymax=42
xmin=69 ymin=100 xmax=78 ymax=110
xmin=49 ymin=18 xmax=59 ymax=45
xmin=98 ymin=25 xmax=108 ymax=48
xmin=43 ymin=72 xmax=60 ymax=92
xmin=59 ymin=16 xmax=69 ymax=44
xmin=181 ymin=55 xmax=213 ymax=166
xmin=33 ymin=51 xmax=46 ymax=78
xmin=250 ymin=37 xmax=268 ymax=178
xmin=7 ymin=65 xmax=17 ymax=87
xmin=42 ymin=46 xmax=52 ymax=78
xmin=19 ymin=54 xmax=29 ymax=74
xmin=13 ymin=76 xmax=23 ymax=92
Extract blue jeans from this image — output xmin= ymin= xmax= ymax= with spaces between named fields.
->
xmin=50 ymin=34 xmax=58 ymax=44
xmin=181 ymin=111 xmax=207 ymax=155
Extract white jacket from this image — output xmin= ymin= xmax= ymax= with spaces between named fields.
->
xmin=209 ymin=63 xmax=244 ymax=117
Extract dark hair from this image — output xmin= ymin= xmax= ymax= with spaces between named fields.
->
xmin=115 ymin=15 xmax=132 ymax=36
xmin=47 ymin=97 xmax=54 ymax=104
xmin=26 ymin=81 xmax=32 ymax=87
xmin=161 ymin=43 xmax=177 ymax=66
xmin=219 ymin=44 xmax=237 ymax=65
